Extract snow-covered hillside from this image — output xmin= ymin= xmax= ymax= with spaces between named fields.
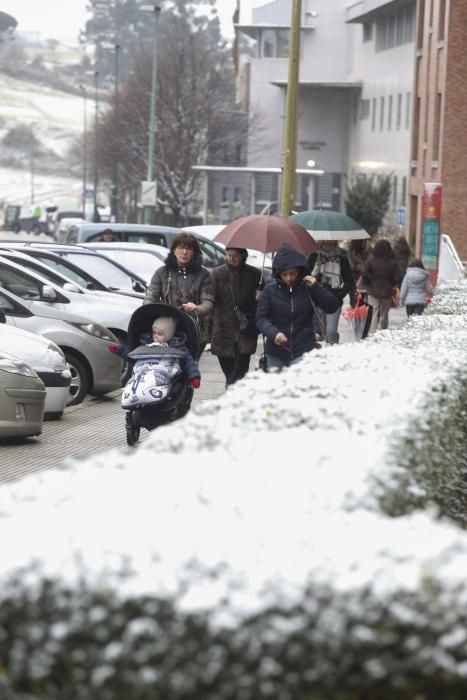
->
xmin=0 ymin=72 xmax=85 ymax=207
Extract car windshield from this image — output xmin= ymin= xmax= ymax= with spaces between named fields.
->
xmin=32 ymin=254 xmax=99 ymax=289
xmin=94 ymin=250 xmax=164 ymax=283
xmin=63 ymin=252 xmax=140 ymax=291
xmin=4 ymin=256 xmax=74 ymax=289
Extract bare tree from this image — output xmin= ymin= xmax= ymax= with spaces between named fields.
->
xmin=95 ymin=1 xmax=239 ymax=224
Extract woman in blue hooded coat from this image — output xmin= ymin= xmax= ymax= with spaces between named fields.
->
xmin=256 ymin=243 xmax=340 ymax=370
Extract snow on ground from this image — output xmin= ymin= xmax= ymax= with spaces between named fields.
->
xmin=0 ymin=284 xmax=467 ymax=625
xmin=0 ymin=165 xmax=82 ymax=208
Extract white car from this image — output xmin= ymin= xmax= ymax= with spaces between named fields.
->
xmin=82 ymin=242 xmax=167 ymax=284
xmin=0 ymin=255 xmax=140 ymax=350
xmin=0 ymin=323 xmax=71 ymax=420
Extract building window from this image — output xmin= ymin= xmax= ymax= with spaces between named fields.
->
xmin=405 ymin=92 xmax=411 ymax=129
xmin=433 ymin=93 xmax=442 ymax=161
xmin=221 ymin=186 xmax=229 ymax=203
xmin=401 ymin=176 xmax=407 ymax=205
xmin=261 ymin=29 xmax=290 ymax=58
xmin=363 ymin=22 xmax=372 ymax=42
xmin=235 ymin=144 xmax=242 ymax=165
xmin=359 ymin=99 xmax=370 ymax=119
xmin=438 ymin=0 xmax=446 ymax=40
xmin=375 ymin=4 xmax=416 ymax=52
xmin=379 ymin=96 xmax=385 ymax=130
xmin=396 ymin=93 xmax=402 ymax=129
xmin=371 ymin=98 xmax=376 ymax=131
xmin=387 ymin=95 xmax=393 ymax=130
xmin=393 ymin=175 xmax=398 ymax=208
xmin=234 ymin=187 xmax=242 ymax=202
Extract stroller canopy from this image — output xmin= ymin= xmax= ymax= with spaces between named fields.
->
xmin=127 ymin=303 xmax=201 ymax=360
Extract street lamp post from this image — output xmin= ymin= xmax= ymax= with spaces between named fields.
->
xmin=140 ymin=3 xmax=161 ymax=225
xmin=92 ymin=69 xmax=100 ymax=223
xmin=280 ymin=0 xmax=302 ymax=217
xmin=79 ymin=84 xmax=88 ymax=219
xmin=111 ymin=43 xmax=120 ymax=222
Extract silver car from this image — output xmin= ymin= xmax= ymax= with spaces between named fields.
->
xmin=0 ymin=287 xmax=123 ymax=407
xmin=0 ymin=323 xmax=70 ymax=420
xmin=0 ymin=350 xmax=46 ymax=439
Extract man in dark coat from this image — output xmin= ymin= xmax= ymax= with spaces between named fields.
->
xmin=256 ymin=243 xmax=339 ymax=370
xmin=211 ymin=248 xmax=262 ymax=386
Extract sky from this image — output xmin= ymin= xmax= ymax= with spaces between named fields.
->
xmin=0 ymin=0 xmax=251 ymax=43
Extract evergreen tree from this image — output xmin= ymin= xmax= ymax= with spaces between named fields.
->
xmin=344 ymin=173 xmax=392 ymax=276
xmin=345 ymin=173 xmax=392 ymax=237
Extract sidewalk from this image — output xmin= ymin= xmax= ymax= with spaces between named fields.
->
xmin=0 ymin=305 xmax=408 ymax=483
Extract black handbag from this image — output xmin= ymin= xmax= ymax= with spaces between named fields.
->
xmin=230 ymin=277 xmax=257 ymax=335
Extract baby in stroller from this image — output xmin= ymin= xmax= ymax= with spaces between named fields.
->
xmin=109 ymin=307 xmax=201 ymax=444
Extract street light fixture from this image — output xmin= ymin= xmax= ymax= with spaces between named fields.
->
xmin=111 ymin=43 xmax=120 ymax=222
xmin=92 ymin=69 xmax=100 ymax=223
xmin=79 ymin=84 xmax=88 ymax=219
xmin=139 ymin=2 xmax=161 ymax=225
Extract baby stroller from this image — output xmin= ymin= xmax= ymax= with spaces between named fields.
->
xmin=123 ymin=302 xmax=201 ymax=446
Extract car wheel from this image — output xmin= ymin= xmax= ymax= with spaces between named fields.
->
xmin=32 ymin=223 xmax=41 ymax=235
xmin=64 ymin=353 xmax=89 ymax=406
xmin=44 ymin=410 xmax=64 ymax=421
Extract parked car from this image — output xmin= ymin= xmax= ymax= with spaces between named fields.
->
xmin=0 ymin=255 xmax=140 ymax=359
xmin=0 ymin=320 xmax=71 ymax=420
xmin=63 ymin=223 xmax=227 ymax=269
xmin=0 ymin=350 xmax=46 ymax=439
xmin=0 ymin=287 xmax=123 ymax=406
xmin=82 ymin=242 xmax=167 ymax=283
xmin=0 ymin=249 xmax=144 ymax=306
xmin=0 ymin=243 xmax=147 ymax=298
xmin=54 ymin=217 xmax=85 ymax=243
xmin=62 ymin=222 xmax=178 ymax=245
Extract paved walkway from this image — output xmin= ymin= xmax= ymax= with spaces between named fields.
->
xmin=0 ymin=306 xmax=407 ymax=483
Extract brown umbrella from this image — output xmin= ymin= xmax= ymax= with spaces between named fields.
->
xmin=214 ymin=215 xmax=318 ymax=255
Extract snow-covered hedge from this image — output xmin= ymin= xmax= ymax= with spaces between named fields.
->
xmin=1 ymin=282 xmax=467 ymax=699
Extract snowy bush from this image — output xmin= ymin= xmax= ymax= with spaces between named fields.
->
xmin=1 ymin=282 xmax=467 ymax=699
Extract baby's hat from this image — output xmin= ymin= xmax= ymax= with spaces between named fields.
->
xmin=152 ymin=316 xmax=176 ymax=341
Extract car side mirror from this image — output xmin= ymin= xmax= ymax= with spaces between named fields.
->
xmin=133 ymin=280 xmax=147 ymax=293
xmin=42 ymin=285 xmax=57 ymax=301
xmin=63 ymin=282 xmax=82 ymax=293
xmin=0 ymin=310 xmax=5 ymax=324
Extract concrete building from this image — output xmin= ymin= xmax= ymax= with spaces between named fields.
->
xmin=236 ymin=0 xmax=417 ymax=225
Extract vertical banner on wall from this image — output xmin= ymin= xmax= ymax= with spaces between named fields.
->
xmin=421 ymin=182 xmax=442 ymax=284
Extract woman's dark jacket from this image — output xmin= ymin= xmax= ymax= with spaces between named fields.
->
xmin=143 ymin=252 xmax=214 ymax=344
xmin=361 ymin=253 xmax=399 ymax=299
xmin=211 ymin=261 xmax=262 ymax=358
xmin=256 ymin=243 xmax=340 ymax=365
xmin=306 ymin=247 xmax=356 ymax=306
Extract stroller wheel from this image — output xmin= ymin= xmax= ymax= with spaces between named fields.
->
xmin=125 ymin=411 xmax=140 ymax=446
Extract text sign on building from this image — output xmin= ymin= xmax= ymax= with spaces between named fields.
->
xmin=397 ymin=207 xmax=406 ymax=226
xmin=421 ymin=182 xmax=442 ymax=279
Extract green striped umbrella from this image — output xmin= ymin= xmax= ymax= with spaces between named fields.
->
xmin=289 ymin=209 xmax=369 ymax=241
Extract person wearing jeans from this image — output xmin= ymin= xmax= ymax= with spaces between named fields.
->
xmin=360 ymin=239 xmax=399 ymax=334
xmin=306 ymin=240 xmax=356 ymax=344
